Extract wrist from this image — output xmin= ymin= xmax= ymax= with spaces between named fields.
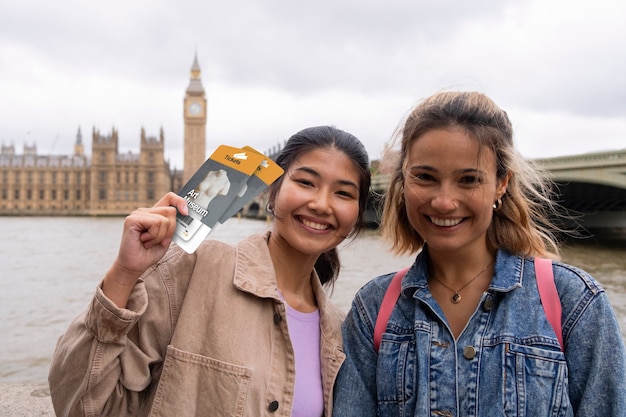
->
xmin=102 ymin=264 xmax=141 ymax=308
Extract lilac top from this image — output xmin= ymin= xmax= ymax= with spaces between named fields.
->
xmin=284 ymin=301 xmax=323 ymax=417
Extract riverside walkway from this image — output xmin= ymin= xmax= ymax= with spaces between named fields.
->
xmin=0 ymin=382 xmax=54 ymax=416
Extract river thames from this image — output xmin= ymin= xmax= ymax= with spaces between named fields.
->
xmin=1 ymin=216 xmax=625 ymax=383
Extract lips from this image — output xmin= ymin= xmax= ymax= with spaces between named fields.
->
xmin=300 ymin=217 xmax=332 ymax=231
xmin=429 ymin=216 xmax=463 ymax=227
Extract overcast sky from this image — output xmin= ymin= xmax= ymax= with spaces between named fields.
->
xmin=1 ymin=0 xmax=625 ymax=169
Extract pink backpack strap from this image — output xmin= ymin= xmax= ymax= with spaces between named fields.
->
xmin=374 ymin=267 xmax=410 ymax=352
xmin=373 ymin=260 xmax=563 ymax=353
xmin=535 ymin=257 xmax=564 ymax=350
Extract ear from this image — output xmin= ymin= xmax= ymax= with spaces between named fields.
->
xmin=496 ymin=172 xmax=511 ymax=198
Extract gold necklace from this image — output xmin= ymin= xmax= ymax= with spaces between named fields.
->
xmin=431 ymin=261 xmax=493 ymax=304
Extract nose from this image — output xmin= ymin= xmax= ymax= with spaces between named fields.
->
xmin=430 ymin=185 xmax=459 ymax=212
xmin=307 ymin=189 xmax=332 ymax=214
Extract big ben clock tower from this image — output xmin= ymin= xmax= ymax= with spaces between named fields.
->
xmin=183 ymin=53 xmax=207 ymax=183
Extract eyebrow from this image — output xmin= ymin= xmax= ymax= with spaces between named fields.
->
xmin=294 ymin=166 xmax=359 ymax=189
xmin=408 ymin=165 xmax=485 ymax=175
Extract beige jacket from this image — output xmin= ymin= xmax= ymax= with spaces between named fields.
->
xmin=49 ymin=232 xmax=346 ymax=417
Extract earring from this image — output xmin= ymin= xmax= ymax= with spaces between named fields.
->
xmin=493 ymin=198 xmax=503 ymax=211
xmin=266 ymin=202 xmax=274 ymax=214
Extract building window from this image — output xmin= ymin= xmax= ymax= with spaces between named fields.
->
xmin=101 ymin=152 xmax=106 ymax=163
xmin=39 ymin=190 xmax=45 ymax=199
xmin=100 ymin=171 xmax=106 ymax=183
xmin=27 ymin=189 xmax=32 ymax=200
xmin=76 ymin=189 xmax=81 ymax=200
xmin=64 ymin=172 xmax=69 ymax=184
xmin=147 ymin=189 xmax=155 ymax=201
xmin=52 ymin=172 xmax=57 ymax=184
xmin=99 ymin=189 xmax=106 ymax=200
xmin=39 ymin=172 xmax=45 ymax=184
xmin=14 ymin=189 xmax=19 ymax=199
xmin=27 ymin=171 xmax=33 ymax=184
xmin=147 ymin=171 xmax=154 ymax=184
xmin=64 ymin=190 xmax=69 ymax=200
xmin=76 ymin=172 xmax=81 ymax=184
xmin=52 ymin=190 xmax=57 ymax=200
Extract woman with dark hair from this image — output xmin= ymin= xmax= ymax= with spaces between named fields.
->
xmin=333 ymin=91 xmax=626 ymax=416
xmin=49 ymin=125 xmax=371 ymax=416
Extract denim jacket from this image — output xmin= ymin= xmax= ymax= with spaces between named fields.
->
xmin=333 ymin=248 xmax=626 ymax=417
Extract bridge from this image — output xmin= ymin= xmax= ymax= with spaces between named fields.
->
xmin=245 ymin=148 xmax=626 ymax=240
xmin=530 ymin=149 xmax=626 ymax=240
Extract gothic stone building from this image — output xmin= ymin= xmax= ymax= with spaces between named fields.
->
xmin=0 ymin=55 xmax=206 ymax=216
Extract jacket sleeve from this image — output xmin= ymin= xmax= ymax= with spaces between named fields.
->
xmin=564 ymin=289 xmax=626 ymax=416
xmin=48 ymin=266 xmax=175 ymax=417
xmin=332 ymin=292 xmax=380 ymax=417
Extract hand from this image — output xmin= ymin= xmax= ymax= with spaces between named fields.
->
xmin=103 ymin=192 xmax=188 ymax=308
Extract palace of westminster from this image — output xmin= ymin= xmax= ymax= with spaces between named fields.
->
xmin=0 ymin=55 xmax=210 ymax=216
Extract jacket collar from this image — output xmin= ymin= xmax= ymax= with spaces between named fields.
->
xmin=402 ymin=246 xmax=525 ymax=296
xmin=232 ymin=231 xmax=280 ymax=299
xmin=232 ymin=231 xmax=344 ymax=350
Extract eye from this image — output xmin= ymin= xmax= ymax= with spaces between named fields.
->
xmin=406 ymin=171 xmax=435 ymax=183
xmin=336 ymin=189 xmax=357 ymax=199
xmin=295 ymin=178 xmax=314 ymax=187
xmin=459 ymin=175 xmax=483 ymax=186
xmin=288 ymin=171 xmax=315 ymax=187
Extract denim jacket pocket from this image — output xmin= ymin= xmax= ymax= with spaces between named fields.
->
xmin=376 ymin=332 xmax=416 ymax=406
xmin=149 ymin=344 xmax=252 ymax=417
xmin=503 ymin=343 xmax=570 ymax=417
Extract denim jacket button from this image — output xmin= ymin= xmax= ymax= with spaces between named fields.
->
xmin=483 ymin=298 xmax=494 ymax=311
xmin=268 ymin=400 xmax=279 ymax=412
xmin=463 ymin=345 xmax=477 ymax=359
xmin=273 ymin=313 xmax=282 ymax=325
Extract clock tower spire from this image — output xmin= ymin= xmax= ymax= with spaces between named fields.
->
xmin=183 ymin=52 xmax=207 ymax=183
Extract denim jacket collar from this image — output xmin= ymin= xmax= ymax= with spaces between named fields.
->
xmin=400 ymin=246 xmax=524 ymax=297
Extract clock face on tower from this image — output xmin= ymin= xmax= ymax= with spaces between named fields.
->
xmin=188 ymin=102 xmax=202 ymax=115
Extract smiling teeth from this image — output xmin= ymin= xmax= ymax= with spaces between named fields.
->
xmin=302 ymin=219 xmax=330 ymax=230
xmin=430 ymin=217 xmax=462 ymax=227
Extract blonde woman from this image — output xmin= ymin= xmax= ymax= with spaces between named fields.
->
xmin=334 ymin=92 xmax=626 ymax=417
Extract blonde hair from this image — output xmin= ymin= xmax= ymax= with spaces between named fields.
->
xmin=379 ymin=91 xmax=565 ymax=259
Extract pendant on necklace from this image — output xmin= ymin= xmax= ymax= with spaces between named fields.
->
xmin=451 ymin=293 xmax=462 ymax=304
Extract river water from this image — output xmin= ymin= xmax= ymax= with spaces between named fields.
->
xmin=1 ymin=217 xmax=625 ymax=383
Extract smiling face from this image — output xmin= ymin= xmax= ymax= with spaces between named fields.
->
xmin=403 ymin=127 xmax=509 ymax=256
xmin=270 ymin=147 xmax=361 ymax=257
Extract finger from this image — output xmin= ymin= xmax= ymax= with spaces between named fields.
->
xmin=154 ymin=192 xmax=188 ymax=215
xmin=126 ymin=209 xmax=170 ymax=245
xmin=139 ymin=216 xmax=173 ymax=248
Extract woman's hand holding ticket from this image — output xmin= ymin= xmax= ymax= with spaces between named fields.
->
xmin=103 ymin=192 xmax=188 ymax=308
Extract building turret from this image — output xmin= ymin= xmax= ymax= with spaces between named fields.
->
xmin=74 ymin=127 xmax=84 ymax=156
